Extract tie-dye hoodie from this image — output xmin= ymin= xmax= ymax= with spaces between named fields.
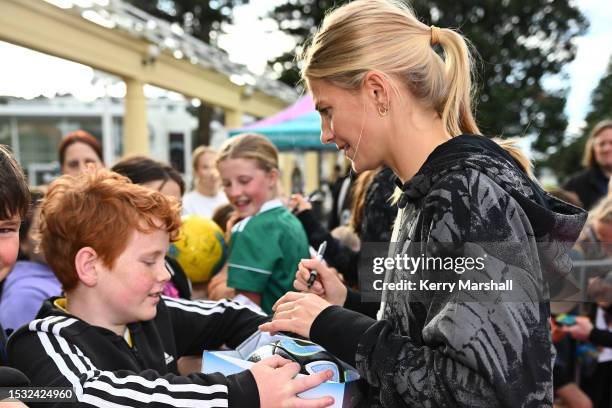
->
xmin=310 ymin=134 xmax=587 ymax=407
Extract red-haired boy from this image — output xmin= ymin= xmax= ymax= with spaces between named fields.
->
xmin=7 ymin=170 xmax=333 ymax=407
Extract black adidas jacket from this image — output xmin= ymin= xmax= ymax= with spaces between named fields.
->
xmin=7 ymin=296 xmax=267 ymax=407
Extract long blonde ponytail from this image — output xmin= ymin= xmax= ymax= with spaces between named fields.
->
xmin=300 ymin=0 xmax=531 ymax=175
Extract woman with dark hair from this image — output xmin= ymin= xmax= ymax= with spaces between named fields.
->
xmin=111 ymin=156 xmax=184 ymax=201
xmin=111 ymin=156 xmax=190 ymax=299
xmin=58 ymin=130 xmax=104 ymax=176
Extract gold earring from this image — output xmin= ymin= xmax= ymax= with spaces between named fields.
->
xmin=378 ymin=105 xmax=389 ymax=117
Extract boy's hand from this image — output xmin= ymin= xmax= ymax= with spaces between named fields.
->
xmin=294 ymin=258 xmax=347 ymax=306
xmin=250 ymin=355 xmax=334 ymax=408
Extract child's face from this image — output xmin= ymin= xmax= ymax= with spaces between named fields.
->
xmin=95 ymin=227 xmax=171 ymax=325
xmin=196 ymin=152 xmax=220 ymax=190
xmin=0 ymin=214 xmax=21 ymax=280
xmin=143 ymin=179 xmax=183 ymax=202
xmin=218 ymin=158 xmax=277 ymax=218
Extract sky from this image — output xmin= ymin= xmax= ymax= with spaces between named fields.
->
xmin=0 ymin=0 xmax=610 ymax=140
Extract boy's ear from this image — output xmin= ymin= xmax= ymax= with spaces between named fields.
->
xmin=74 ymin=247 xmax=99 ymax=287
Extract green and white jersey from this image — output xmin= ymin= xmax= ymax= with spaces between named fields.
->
xmin=227 ymin=199 xmax=310 ymax=314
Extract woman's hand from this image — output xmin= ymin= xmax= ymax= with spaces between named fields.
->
xmin=259 ymin=292 xmax=333 ymax=338
xmin=562 ymin=316 xmax=594 ymax=341
xmin=288 ymin=194 xmax=312 ymax=215
xmin=250 ymin=355 xmax=335 ymax=408
xmin=294 ymin=258 xmax=347 ymax=306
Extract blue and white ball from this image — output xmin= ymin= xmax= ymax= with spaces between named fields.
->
xmin=246 ymin=337 xmax=358 ymax=383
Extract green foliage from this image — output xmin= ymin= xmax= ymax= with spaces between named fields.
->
xmin=269 ymin=0 xmax=587 ymax=157
xmin=544 ymin=58 xmax=612 ymax=180
xmin=126 ymin=0 xmax=248 ymax=44
xmin=584 ymin=58 xmax=612 ymax=137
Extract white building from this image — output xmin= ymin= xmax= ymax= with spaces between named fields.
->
xmin=0 ymin=95 xmax=210 ymax=185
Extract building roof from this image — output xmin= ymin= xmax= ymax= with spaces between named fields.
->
xmin=41 ymin=0 xmax=297 ymax=103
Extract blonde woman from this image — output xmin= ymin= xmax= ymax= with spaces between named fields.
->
xmin=563 ymin=120 xmax=612 ymax=210
xmin=260 ymin=1 xmax=587 ymax=406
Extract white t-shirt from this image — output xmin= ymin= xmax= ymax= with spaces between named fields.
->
xmin=182 ymin=190 xmax=228 ymax=218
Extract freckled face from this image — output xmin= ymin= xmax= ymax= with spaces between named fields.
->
xmin=95 ymin=228 xmax=171 ymax=325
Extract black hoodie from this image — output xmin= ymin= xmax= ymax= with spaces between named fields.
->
xmin=7 ymin=296 xmax=267 ymax=407
xmin=310 ymin=135 xmax=587 ymax=407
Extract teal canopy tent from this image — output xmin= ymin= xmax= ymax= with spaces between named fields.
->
xmin=228 ymin=97 xmax=334 ymax=151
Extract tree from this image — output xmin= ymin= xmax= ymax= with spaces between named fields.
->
xmin=126 ymin=0 xmax=248 ymax=147
xmin=544 ymin=57 xmax=612 ymax=180
xmin=269 ymin=0 xmax=587 ymax=157
xmin=269 ymin=1 xmax=343 ymax=87
xmin=584 ymin=58 xmax=612 ymax=136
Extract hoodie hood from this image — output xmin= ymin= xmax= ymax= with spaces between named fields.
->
xmin=398 ymin=134 xmax=586 ymax=240
xmin=397 ymin=134 xmax=587 ymax=288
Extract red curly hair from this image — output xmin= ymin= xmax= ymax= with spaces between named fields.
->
xmin=40 ymin=169 xmax=181 ymax=291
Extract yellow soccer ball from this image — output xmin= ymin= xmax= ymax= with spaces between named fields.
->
xmin=168 ymin=215 xmax=228 ymax=283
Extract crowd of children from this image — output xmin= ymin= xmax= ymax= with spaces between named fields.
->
xmin=0 ymin=143 xmax=334 ymax=407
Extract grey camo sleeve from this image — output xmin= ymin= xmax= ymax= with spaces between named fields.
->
xmin=311 ymin=170 xmax=554 ymax=408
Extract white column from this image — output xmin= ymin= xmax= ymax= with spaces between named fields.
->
xmin=102 ymin=95 xmax=114 ymax=165
xmin=10 ymin=117 xmax=19 ymax=163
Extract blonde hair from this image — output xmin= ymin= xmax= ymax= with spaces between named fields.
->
xmin=300 ymin=0 xmax=530 ymax=175
xmin=216 ymin=133 xmax=279 ymax=172
xmin=587 ymin=195 xmax=612 ymax=225
xmin=582 ymin=119 xmax=612 ymax=168
xmin=192 ymin=145 xmax=217 ymax=173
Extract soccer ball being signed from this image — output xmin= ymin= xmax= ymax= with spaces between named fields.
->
xmin=246 ymin=337 xmax=358 ymax=383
